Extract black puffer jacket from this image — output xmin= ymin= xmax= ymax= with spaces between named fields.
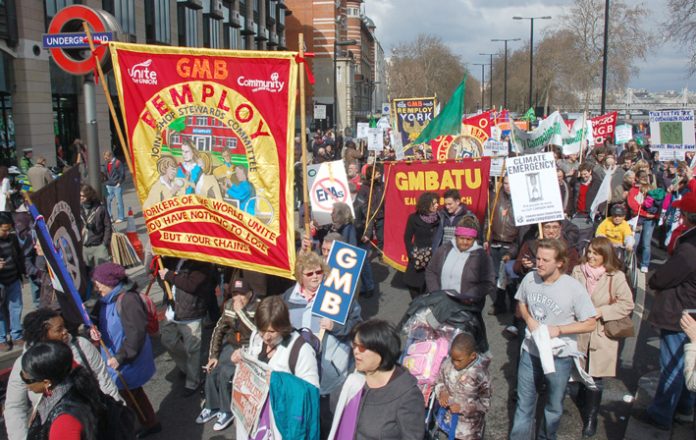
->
xmin=648 ymin=226 xmax=696 ymax=331
xmin=81 ymin=202 xmax=112 ymax=248
xmin=162 ymin=258 xmax=217 ymax=321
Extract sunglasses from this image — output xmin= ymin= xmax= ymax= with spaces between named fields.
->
xmin=351 ymin=341 xmax=368 ymax=353
xmin=303 ymin=270 xmax=323 ymax=277
xmin=20 ymin=372 xmax=40 ymax=385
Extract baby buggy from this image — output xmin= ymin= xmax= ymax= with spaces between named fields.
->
xmin=398 ymin=290 xmax=488 ymax=439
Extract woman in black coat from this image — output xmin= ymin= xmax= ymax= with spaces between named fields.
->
xmin=403 ymin=192 xmax=440 ymax=299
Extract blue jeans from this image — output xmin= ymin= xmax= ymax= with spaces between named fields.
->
xmin=634 ymin=218 xmax=656 ymax=269
xmin=0 ymin=280 xmax=23 ymax=341
xmin=647 ymin=330 xmax=695 ymax=426
xmin=106 ymin=184 xmax=125 ymax=221
xmin=510 ymin=350 xmax=574 ymax=440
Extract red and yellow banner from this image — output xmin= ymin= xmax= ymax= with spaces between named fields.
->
xmin=431 ymin=110 xmax=510 ymax=160
xmin=382 ymin=158 xmax=491 ymax=271
xmin=109 ymin=43 xmax=297 ymax=278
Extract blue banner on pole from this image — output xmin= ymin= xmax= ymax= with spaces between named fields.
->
xmin=311 ymin=241 xmax=366 ymax=325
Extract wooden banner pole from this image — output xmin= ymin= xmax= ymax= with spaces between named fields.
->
xmin=298 ymin=33 xmax=311 ymax=242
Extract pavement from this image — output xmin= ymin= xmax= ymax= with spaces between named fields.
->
xmin=0 ymin=173 xmax=694 ymax=439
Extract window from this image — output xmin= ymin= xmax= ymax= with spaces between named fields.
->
xmin=178 ymin=5 xmax=198 ymax=46
xmin=104 ymin=0 xmax=136 ymax=35
xmin=204 ymin=16 xmax=221 ymax=48
xmin=145 ymin=0 xmax=171 ymax=44
xmin=45 ymin=0 xmax=74 ymax=27
xmin=347 ymin=7 xmax=359 ymax=17
xmin=224 ymin=24 xmax=239 ymax=49
xmin=226 ymin=138 xmax=237 ymax=148
xmin=196 ymin=116 xmax=208 ymax=126
xmin=171 ymin=133 xmax=180 ymax=144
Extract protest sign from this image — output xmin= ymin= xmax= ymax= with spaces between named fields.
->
xmin=391 ymin=127 xmax=405 ymax=160
xmin=511 ymin=112 xmax=565 ymax=154
xmin=356 ymin=122 xmax=369 ymax=139
xmin=307 ymin=160 xmax=354 ymax=226
xmin=313 ymin=104 xmax=326 ymax=120
xmin=383 ymin=159 xmax=490 ymax=271
xmin=231 ymin=354 xmax=271 ymax=435
xmin=649 ymin=110 xmax=696 ymax=160
xmin=367 ymin=127 xmax=384 ymax=151
xmin=490 ymin=157 xmax=506 ymax=177
xmin=590 ymin=112 xmax=617 ymax=145
xmin=506 ymin=152 xmax=565 ymax=226
xmin=483 ymin=139 xmax=508 ymax=157
xmin=562 ymin=116 xmax=593 ymax=155
xmin=312 ymin=241 xmax=366 ymax=325
xmin=615 ymin=124 xmax=633 ymax=144
xmin=109 ymin=43 xmax=298 ymax=278
xmin=393 ymin=97 xmax=437 ymax=146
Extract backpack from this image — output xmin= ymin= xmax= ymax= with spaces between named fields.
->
xmin=402 ymin=337 xmax=450 ymax=404
xmin=288 ymin=327 xmax=322 ymax=379
xmin=117 ymin=290 xmax=159 ymax=335
xmin=72 ymin=339 xmax=137 ymax=440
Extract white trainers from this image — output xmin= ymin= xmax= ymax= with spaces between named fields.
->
xmin=195 ymin=408 xmax=218 ymax=424
xmin=640 ymin=266 xmax=649 ymax=273
xmin=213 ymin=412 xmax=235 ymax=431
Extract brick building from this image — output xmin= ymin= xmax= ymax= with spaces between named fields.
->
xmin=285 ymin=0 xmax=386 ymax=135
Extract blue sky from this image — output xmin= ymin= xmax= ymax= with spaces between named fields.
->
xmin=365 ymin=0 xmax=696 ymax=93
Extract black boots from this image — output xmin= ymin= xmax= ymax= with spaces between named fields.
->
xmin=581 ymin=387 xmax=603 ymax=438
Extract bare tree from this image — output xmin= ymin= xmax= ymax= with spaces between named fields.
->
xmin=665 ymin=0 xmax=696 ymax=75
xmin=562 ymin=0 xmax=654 ymax=109
xmin=387 ymin=34 xmax=480 ymax=113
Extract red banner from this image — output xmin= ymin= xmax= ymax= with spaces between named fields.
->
xmin=109 ymin=43 xmax=298 ymax=278
xmin=382 ymin=159 xmax=491 ymax=271
xmin=430 ymin=110 xmax=509 ymax=160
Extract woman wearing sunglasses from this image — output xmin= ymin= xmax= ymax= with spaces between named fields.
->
xmin=21 ymin=341 xmax=102 ymax=440
xmin=283 ymin=250 xmax=363 ymax=436
xmin=328 ymin=319 xmax=424 ymax=440
xmin=4 ymin=308 xmax=123 ymax=440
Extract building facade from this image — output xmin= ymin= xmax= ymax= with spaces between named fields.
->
xmin=0 ymin=0 xmax=291 ymax=167
xmin=285 ymin=0 xmax=385 ymax=135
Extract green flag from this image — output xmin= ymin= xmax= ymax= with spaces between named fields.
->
xmin=413 ymin=77 xmax=466 ymax=145
xmin=522 ymin=107 xmax=536 ymax=122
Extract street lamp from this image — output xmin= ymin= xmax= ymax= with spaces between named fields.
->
xmin=491 ymin=38 xmax=521 ymax=109
xmin=334 ymin=38 xmax=357 ymax=132
xmin=473 ymin=63 xmax=486 ymax=110
xmin=513 ymin=15 xmax=551 ymax=110
xmin=600 ymin=0 xmax=609 ymax=114
xmin=479 ymin=52 xmax=495 ymax=109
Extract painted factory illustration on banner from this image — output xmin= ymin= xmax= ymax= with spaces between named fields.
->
xmin=109 ymin=43 xmax=298 ymax=278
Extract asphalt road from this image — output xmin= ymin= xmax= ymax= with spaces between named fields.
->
xmin=0 ymin=176 xmax=692 ymax=440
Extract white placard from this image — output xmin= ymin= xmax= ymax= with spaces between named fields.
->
xmin=490 ymin=157 xmax=506 ymax=177
xmin=356 ymin=122 xmax=369 ymax=139
xmin=649 ymin=110 xmax=696 ymax=158
xmin=614 ymin=124 xmax=633 ymax=145
xmin=367 ymin=128 xmax=384 ymax=151
xmin=391 ymin=129 xmax=405 ymax=160
xmin=507 ymin=152 xmax=564 ymax=226
xmin=307 ymin=160 xmax=355 ymax=226
xmin=483 ymin=139 xmax=508 ymax=157
xmin=313 ymin=104 xmax=326 ymax=120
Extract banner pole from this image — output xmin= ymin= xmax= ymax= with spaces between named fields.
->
xmin=363 ymin=160 xmax=377 ymax=241
xmin=298 ymin=33 xmax=311 ymax=242
xmin=82 ymin=22 xmax=134 ymax=180
xmin=98 ymin=339 xmax=146 ymax=421
xmin=578 ymin=110 xmax=588 ymax=165
xmin=538 ymin=223 xmax=544 ymax=239
xmin=156 ymin=258 xmax=174 ymax=301
xmin=486 ymin=159 xmax=506 ymax=245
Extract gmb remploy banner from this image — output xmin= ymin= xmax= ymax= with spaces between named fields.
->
xmin=109 ymin=43 xmax=298 ymax=278
xmin=393 ymin=96 xmax=437 ymax=146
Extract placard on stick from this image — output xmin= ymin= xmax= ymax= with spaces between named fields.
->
xmin=507 ymin=152 xmax=565 ymax=226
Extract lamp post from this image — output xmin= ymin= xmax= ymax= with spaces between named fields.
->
xmin=479 ymin=52 xmax=495 ymax=109
xmin=473 ymin=63 xmax=486 ymax=110
xmin=513 ymin=15 xmax=551 ymax=110
xmin=491 ymin=38 xmax=521 ymax=109
xmin=600 ymin=0 xmax=609 ymax=114
xmin=334 ymin=38 xmax=357 ymax=132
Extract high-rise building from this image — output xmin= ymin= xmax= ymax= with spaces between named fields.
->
xmin=1 ymin=0 xmax=291 ymax=167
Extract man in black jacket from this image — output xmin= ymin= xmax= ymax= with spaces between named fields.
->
xmin=0 ymin=213 xmax=26 ymax=350
xmin=639 ymin=192 xmax=696 ymax=430
xmin=158 ymin=257 xmax=217 ymax=397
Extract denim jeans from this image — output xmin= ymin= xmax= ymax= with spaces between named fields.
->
xmin=106 ymin=184 xmax=125 ymax=221
xmin=0 ymin=280 xmax=23 ymax=341
xmin=647 ymin=330 xmax=695 ymax=427
xmin=634 ymin=218 xmax=656 ymax=269
xmin=510 ymin=350 xmax=574 ymax=440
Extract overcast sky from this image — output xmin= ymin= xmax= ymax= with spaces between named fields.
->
xmin=365 ymin=0 xmax=695 ymax=94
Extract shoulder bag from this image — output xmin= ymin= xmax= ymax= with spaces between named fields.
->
xmin=602 ymin=275 xmax=635 ymax=339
